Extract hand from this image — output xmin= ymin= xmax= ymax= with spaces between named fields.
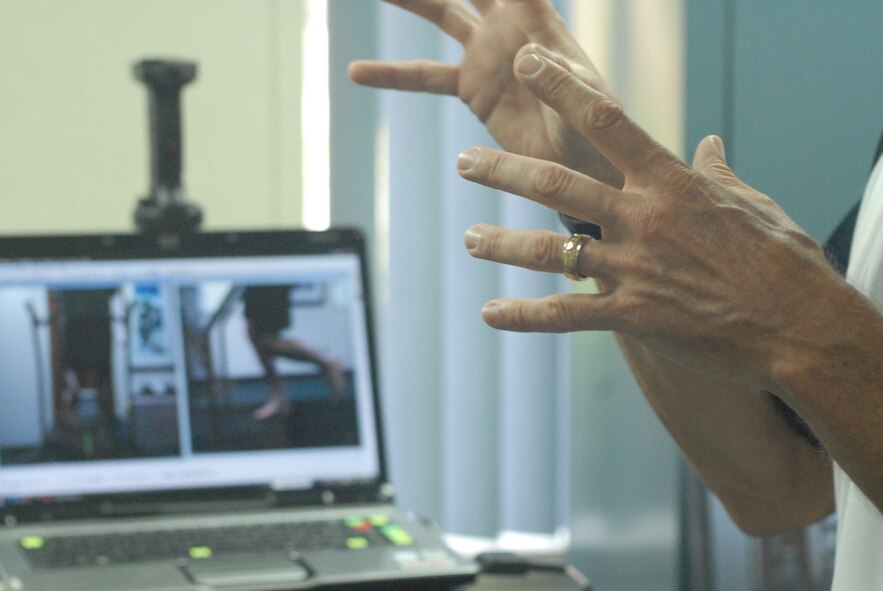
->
xmin=348 ymin=0 xmax=623 ymax=187
xmin=458 ymin=47 xmax=866 ymax=392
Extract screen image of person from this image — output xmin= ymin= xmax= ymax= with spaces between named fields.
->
xmin=180 ymin=279 xmax=357 ymax=454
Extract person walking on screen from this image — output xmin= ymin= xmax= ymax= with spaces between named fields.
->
xmin=242 ymin=285 xmax=346 ymax=421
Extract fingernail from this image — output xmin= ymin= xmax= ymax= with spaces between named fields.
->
xmin=481 ymin=303 xmax=500 ymax=324
xmin=464 ymin=225 xmax=482 ymax=252
xmin=516 ymin=54 xmax=544 ymax=77
xmin=458 ymin=149 xmax=479 ymax=173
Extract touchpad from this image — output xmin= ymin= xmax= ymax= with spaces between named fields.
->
xmin=182 ymin=554 xmax=311 ymax=588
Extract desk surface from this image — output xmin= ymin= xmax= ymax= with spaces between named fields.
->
xmin=0 ymin=573 xmax=572 ymax=590
xmin=459 ymin=571 xmax=574 ymax=590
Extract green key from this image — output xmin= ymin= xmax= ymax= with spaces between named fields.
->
xmin=388 ymin=532 xmax=414 ymax=545
xmin=380 ymin=525 xmax=413 ymax=546
xmin=368 ymin=515 xmax=389 ymax=527
xmin=344 ymin=516 xmax=366 ymax=528
xmin=189 ymin=546 xmax=213 ymax=559
xmin=346 ymin=536 xmax=369 ymax=549
xmin=20 ymin=536 xmax=44 ymax=550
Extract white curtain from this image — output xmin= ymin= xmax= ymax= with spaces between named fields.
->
xmin=363 ymin=2 xmax=571 ymax=538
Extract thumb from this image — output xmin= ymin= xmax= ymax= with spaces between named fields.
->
xmin=692 ymin=135 xmax=745 ymax=188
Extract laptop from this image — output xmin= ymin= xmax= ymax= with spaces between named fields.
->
xmin=0 ymin=228 xmax=477 ymax=591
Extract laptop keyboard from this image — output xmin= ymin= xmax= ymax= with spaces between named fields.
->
xmin=18 ymin=515 xmax=415 ymax=569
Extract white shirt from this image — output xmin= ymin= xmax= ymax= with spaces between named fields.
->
xmin=830 ymin=155 xmax=883 ymax=590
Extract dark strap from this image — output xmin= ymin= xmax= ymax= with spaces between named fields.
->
xmin=875 ymin=132 xmax=883 ymax=167
xmin=824 ymin=201 xmax=861 ymax=275
xmin=823 ymin=131 xmax=882 ymax=275
xmin=559 ymin=213 xmax=602 ymax=240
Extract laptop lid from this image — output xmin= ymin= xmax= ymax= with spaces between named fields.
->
xmin=0 ymin=228 xmax=391 ymax=524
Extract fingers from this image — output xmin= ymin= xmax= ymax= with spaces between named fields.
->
xmin=512 ymin=48 xmax=685 ymax=183
xmin=464 ymin=225 xmax=612 ymax=279
xmin=385 ymin=0 xmax=479 ymax=44
xmin=457 ymin=147 xmax=625 ymax=229
xmin=481 ymin=294 xmax=616 ymax=333
xmin=348 ymin=60 xmax=459 ymax=95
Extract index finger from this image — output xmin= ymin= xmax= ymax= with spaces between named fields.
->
xmin=348 ymin=60 xmax=459 ymax=95
xmin=513 ymin=49 xmax=685 ymax=183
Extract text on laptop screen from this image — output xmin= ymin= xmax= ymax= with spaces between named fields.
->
xmin=0 ymin=250 xmax=380 ymax=504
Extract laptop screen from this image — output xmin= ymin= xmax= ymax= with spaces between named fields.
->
xmin=0 ymin=230 xmax=383 ymax=514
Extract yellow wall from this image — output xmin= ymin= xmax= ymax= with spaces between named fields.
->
xmin=0 ymin=0 xmax=306 ymax=234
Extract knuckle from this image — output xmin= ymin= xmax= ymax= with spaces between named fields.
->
xmin=483 ymin=151 xmax=506 ymax=183
xmin=507 ymin=304 xmax=528 ymax=332
xmin=484 ymin=228 xmax=502 ymax=259
xmin=416 ymin=63 xmax=432 ymax=89
xmin=542 ymin=69 xmax=573 ymax=103
xmin=543 ymin=294 xmax=574 ymax=330
xmin=530 ymin=233 xmax=561 ymax=269
xmin=584 ymin=97 xmax=625 ymax=132
xmin=532 ymin=163 xmax=572 ymax=199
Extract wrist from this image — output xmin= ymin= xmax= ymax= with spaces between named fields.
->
xmin=767 ymin=282 xmax=883 ymax=417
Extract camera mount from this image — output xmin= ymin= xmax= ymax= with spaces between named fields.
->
xmin=133 ymin=59 xmax=203 ymax=235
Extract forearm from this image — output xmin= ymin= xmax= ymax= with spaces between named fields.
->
xmin=616 ymin=334 xmax=834 ymax=535
xmin=769 ymin=278 xmax=883 ymax=516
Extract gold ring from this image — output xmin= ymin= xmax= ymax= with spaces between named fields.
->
xmin=562 ymin=234 xmax=592 ymax=281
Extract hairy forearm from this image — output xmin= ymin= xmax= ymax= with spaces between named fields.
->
xmin=768 ymin=279 xmax=883 ymax=517
xmin=615 ymin=333 xmax=834 ymax=535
